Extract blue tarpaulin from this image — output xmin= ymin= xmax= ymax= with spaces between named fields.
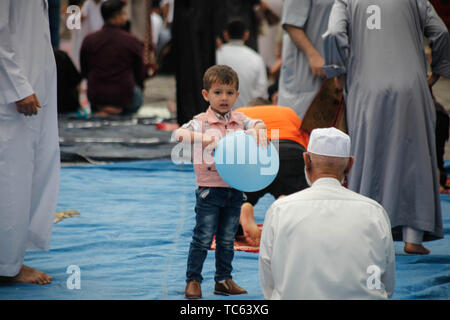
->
xmin=0 ymin=160 xmax=449 ymax=299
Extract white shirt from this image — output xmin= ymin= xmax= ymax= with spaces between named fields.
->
xmin=81 ymin=0 xmax=104 ymax=35
xmin=151 ymin=12 xmax=163 ymax=47
xmin=216 ymin=41 xmax=268 ymax=109
xmin=259 ymin=178 xmax=396 ymax=300
xmin=161 ymin=0 xmax=174 ymax=24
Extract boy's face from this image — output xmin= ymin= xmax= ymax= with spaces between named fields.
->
xmin=202 ymin=82 xmax=239 ymax=115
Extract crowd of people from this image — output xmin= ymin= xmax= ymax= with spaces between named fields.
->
xmin=1 ymin=0 xmax=450 ymax=300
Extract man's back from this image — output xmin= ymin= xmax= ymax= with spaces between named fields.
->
xmin=235 ymin=105 xmax=309 ymax=148
xmin=80 ymin=25 xmax=144 ymax=107
xmin=216 ymin=42 xmax=267 ymax=108
xmin=259 ymin=178 xmax=396 ymax=299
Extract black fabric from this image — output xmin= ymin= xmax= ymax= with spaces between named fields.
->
xmin=223 ymin=0 xmax=260 ymax=51
xmin=435 ymin=101 xmax=449 ymax=187
xmin=54 ymin=49 xmax=82 ymax=113
xmin=243 ymin=140 xmax=308 ymax=206
xmin=173 ymin=0 xmax=223 ymax=126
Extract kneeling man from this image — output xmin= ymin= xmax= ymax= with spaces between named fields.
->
xmin=259 ymin=127 xmax=395 ymax=299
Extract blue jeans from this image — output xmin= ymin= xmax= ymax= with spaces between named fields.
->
xmin=186 ymin=187 xmax=243 ymax=283
xmin=123 ymin=86 xmax=143 ymax=115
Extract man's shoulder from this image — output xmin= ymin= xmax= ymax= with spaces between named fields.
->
xmin=273 ymin=184 xmax=385 ymax=211
xmin=83 ymin=29 xmax=101 ymax=43
xmin=116 ymin=29 xmax=142 ymax=45
xmin=221 ymin=43 xmax=263 ymax=60
xmin=229 ymin=110 xmax=248 ymax=120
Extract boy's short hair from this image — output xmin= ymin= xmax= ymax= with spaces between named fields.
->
xmin=203 ymin=65 xmax=239 ymax=91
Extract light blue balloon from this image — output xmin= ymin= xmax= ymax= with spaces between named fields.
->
xmin=214 ymin=130 xmax=280 ymax=192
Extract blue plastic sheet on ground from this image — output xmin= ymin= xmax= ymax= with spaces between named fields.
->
xmin=0 ymin=160 xmax=449 ymax=300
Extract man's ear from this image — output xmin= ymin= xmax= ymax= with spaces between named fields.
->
xmin=345 ymin=156 xmax=354 ymax=174
xmin=223 ymin=31 xmax=230 ymax=43
xmin=243 ymin=30 xmax=250 ymax=42
xmin=201 ymin=89 xmax=209 ymax=102
xmin=303 ymin=152 xmax=311 ymax=170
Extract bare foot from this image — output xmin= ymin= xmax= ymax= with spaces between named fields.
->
xmin=404 ymin=242 xmax=430 ymax=255
xmin=0 ymin=265 xmax=52 ymax=285
xmin=95 ymin=106 xmax=122 ymax=117
xmin=240 ymin=203 xmax=262 ymax=245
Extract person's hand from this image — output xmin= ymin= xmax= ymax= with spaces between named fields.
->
xmin=216 ymin=37 xmax=223 ymax=49
xmin=145 ymin=62 xmax=158 ymax=78
xmin=15 ymin=94 xmax=42 ymax=116
xmin=308 ymin=53 xmax=325 ymax=78
xmin=334 ymin=75 xmax=345 ymax=90
xmin=428 ymin=73 xmax=440 ymax=87
xmin=246 ymin=127 xmax=268 ymax=148
xmin=202 ymin=134 xmax=217 ymax=150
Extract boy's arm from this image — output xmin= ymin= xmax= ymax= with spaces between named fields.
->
xmin=174 ymin=128 xmax=216 ymax=148
xmin=173 ymin=119 xmax=217 ymax=148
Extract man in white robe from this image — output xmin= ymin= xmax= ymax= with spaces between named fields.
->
xmin=277 ymin=0 xmax=335 ymax=119
xmin=259 ymin=128 xmax=395 ymax=299
xmin=322 ymin=0 xmax=449 ymax=254
xmin=0 ymin=0 xmax=60 ymax=284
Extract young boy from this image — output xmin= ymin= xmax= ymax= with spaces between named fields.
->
xmin=174 ymin=65 xmax=267 ymax=299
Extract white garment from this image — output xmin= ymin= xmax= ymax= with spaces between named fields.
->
xmin=161 ymin=0 xmax=174 ymax=24
xmin=82 ymin=0 xmax=104 ymax=35
xmin=259 ymin=178 xmax=396 ymax=300
xmin=151 ymin=12 xmax=163 ymax=47
xmin=126 ymin=0 xmax=147 ymax=43
xmin=71 ymin=0 xmax=104 ymax=71
xmin=257 ymin=0 xmax=283 ymax=68
xmin=278 ymin=0 xmax=334 ymax=119
xmin=0 ymin=0 xmax=60 ymax=276
xmin=216 ymin=41 xmax=268 ymax=109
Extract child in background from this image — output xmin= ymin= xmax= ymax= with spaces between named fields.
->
xmin=173 ymin=65 xmax=267 ymax=299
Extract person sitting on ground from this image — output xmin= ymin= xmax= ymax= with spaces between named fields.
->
xmin=259 ymin=127 xmax=396 ymax=299
xmin=173 ymin=65 xmax=267 ymax=299
xmin=216 ymin=19 xmax=268 ymax=109
xmin=234 ymin=82 xmax=310 ymax=246
xmin=80 ymin=0 xmax=148 ymax=117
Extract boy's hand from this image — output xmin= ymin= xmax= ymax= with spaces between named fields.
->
xmin=202 ymin=135 xmax=217 ymax=150
xmin=245 ymin=127 xmax=268 ymax=148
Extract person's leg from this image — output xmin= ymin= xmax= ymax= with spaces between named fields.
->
xmin=214 ymin=189 xmax=243 ymax=283
xmin=122 ymin=86 xmax=143 ymax=115
xmin=0 ymin=103 xmax=52 ymax=284
xmin=186 ymin=188 xmax=219 ymax=283
xmin=403 ymin=226 xmax=430 ymax=254
xmin=214 ymin=189 xmax=247 ymax=295
xmin=239 ymin=202 xmax=261 ymax=246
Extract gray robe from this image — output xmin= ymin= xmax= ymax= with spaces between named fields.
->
xmin=323 ymin=0 xmax=450 ymax=241
xmin=278 ymin=0 xmax=335 ymax=119
xmin=0 ymin=0 xmax=60 ymax=276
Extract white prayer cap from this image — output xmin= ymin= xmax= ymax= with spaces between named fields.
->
xmin=307 ymin=127 xmax=351 ymax=157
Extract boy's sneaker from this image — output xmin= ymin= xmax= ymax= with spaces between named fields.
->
xmin=214 ymin=279 xmax=248 ymax=296
xmin=185 ymin=280 xmax=202 ymax=299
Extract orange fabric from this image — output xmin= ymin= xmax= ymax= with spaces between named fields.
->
xmin=235 ymin=106 xmax=309 ymax=149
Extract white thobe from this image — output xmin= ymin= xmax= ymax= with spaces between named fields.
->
xmin=259 ymin=178 xmax=396 ymax=300
xmin=277 ymin=0 xmax=334 ymax=119
xmin=70 ymin=0 xmax=105 ymax=71
xmin=0 ymin=0 xmax=60 ymax=277
xmin=216 ymin=41 xmax=268 ymax=109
